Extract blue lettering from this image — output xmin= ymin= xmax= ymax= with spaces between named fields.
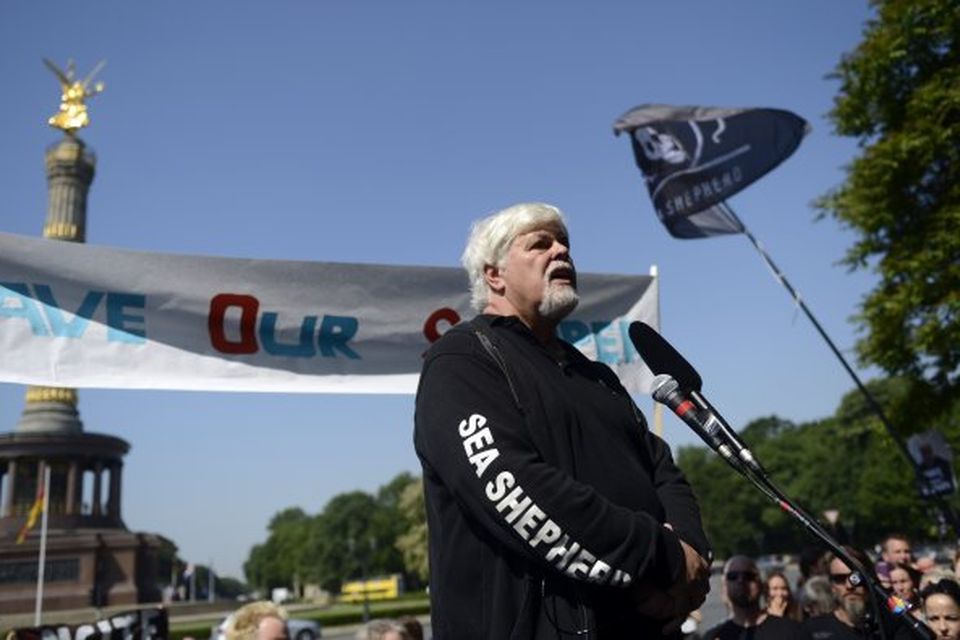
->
xmin=619 ymin=320 xmax=638 ymax=363
xmin=0 ymin=282 xmax=49 ymax=336
xmin=106 ymin=293 xmax=146 ymax=343
xmin=318 ymin=315 xmax=360 ymax=359
xmin=260 ymin=313 xmax=317 ymax=357
xmin=592 ymin=321 xmax=619 ymax=364
xmin=33 ymin=284 xmax=104 ymax=338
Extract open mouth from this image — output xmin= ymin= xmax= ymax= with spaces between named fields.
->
xmin=548 ymin=264 xmax=576 ymax=285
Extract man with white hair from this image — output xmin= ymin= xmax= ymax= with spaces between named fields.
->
xmin=414 ymin=202 xmax=711 ymax=638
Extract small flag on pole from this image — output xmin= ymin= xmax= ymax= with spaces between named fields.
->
xmin=16 ymin=473 xmax=45 ymax=544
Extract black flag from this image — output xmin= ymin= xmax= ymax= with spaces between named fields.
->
xmin=613 ymin=105 xmax=809 ymax=238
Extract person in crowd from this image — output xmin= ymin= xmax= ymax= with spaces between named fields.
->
xmin=921 ymin=569 xmax=959 ymax=592
xmin=354 ymin=619 xmax=410 ymax=640
xmin=889 ymin=564 xmax=922 ymax=619
xmin=702 ymin=555 xmax=802 ymax=639
xmin=920 ymin=578 xmax=960 ymax=640
xmin=802 ymin=547 xmax=876 ymax=638
xmin=766 ymin=569 xmax=803 ymax=621
xmin=414 ymin=202 xmax=711 ymax=638
xmin=881 ymin=534 xmax=914 ymax=569
xmin=799 ymin=546 xmax=829 ymax=590
xmin=225 ymin=601 xmax=289 ymax=640
xmin=875 ymin=561 xmax=894 ymax=590
xmin=395 ymin=616 xmax=423 ymax=640
xmin=917 ymin=556 xmax=938 ymax=574
xmin=799 ymin=575 xmax=838 ymax=619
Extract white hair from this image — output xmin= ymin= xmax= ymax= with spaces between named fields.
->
xmin=461 ymin=202 xmax=569 ymax=312
xmin=355 ymin=619 xmax=410 ymax=640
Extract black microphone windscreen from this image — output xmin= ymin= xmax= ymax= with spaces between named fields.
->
xmin=628 ymin=322 xmax=703 ymax=391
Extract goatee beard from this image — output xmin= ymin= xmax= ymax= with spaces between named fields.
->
xmin=539 ymin=284 xmax=579 ymax=321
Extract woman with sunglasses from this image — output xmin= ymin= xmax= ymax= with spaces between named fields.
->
xmin=921 ymin=579 xmax=960 ymax=640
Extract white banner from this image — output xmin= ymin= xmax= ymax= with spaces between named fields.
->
xmin=0 ymin=232 xmax=658 ymax=394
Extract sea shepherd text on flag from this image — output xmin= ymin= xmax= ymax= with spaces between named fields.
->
xmin=613 ymin=105 xmax=809 ymax=238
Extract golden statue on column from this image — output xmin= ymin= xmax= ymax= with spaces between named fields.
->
xmin=43 ymin=58 xmax=106 ymax=134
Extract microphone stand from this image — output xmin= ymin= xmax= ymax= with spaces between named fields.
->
xmin=686 ymin=398 xmax=934 ymax=640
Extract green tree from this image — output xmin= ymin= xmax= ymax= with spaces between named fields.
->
xmin=395 ymin=477 xmax=428 ymax=583
xmin=816 ymin=0 xmax=960 ymax=422
xmin=309 ymin=490 xmax=405 ymax=592
xmin=217 ymin=576 xmax=250 ymax=600
xmin=677 ymin=384 xmax=958 ymax=558
xmin=244 ymin=507 xmax=311 ymax=592
xmin=243 ymin=473 xmax=422 ymax=595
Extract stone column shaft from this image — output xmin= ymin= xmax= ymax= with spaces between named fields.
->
xmin=1 ymin=460 xmax=15 ymax=517
xmin=108 ymin=461 xmax=121 ymax=517
xmin=92 ymin=461 xmax=103 ymax=516
xmin=66 ymin=461 xmax=78 ymax=515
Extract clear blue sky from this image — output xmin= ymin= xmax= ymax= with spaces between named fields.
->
xmin=0 ymin=2 xmax=879 ymax=579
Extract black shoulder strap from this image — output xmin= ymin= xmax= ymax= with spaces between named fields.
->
xmin=472 ymin=325 xmax=524 ymax=414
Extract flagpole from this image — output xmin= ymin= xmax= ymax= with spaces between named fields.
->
xmin=719 ymin=201 xmax=960 ymax=537
xmin=34 ymin=463 xmax=51 ymax=626
xmin=649 ymin=265 xmax=664 ymax=438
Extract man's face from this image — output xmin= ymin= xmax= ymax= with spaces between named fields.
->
xmin=882 ymin=538 xmax=912 ymax=566
xmin=724 ymin=557 xmax=761 ymax=609
xmin=490 ymin=224 xmax=578 ymax=323
xmin=829 ymin=557 xmax=866 ymax=622
xmin=256 ymin=617 xmax=288 ymax=640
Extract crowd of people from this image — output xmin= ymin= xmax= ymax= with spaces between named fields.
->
xmin=213 ymin=531 xmax=960 ymax=640
xmin=218 ymin=600 xmax=425 ymax=640
xmin=697 ymin=533 xmax=960 ymax=640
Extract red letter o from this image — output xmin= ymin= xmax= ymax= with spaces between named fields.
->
xmin=209 ymin=294 xmax=260 ymax=354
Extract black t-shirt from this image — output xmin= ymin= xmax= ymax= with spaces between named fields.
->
xmin=802 ymin=612 xmax=920 ymax=640
xmin=703 ymin=616 xmax=802 ymax=640
xmin=802 ymin=614 xmax=863 ymax=639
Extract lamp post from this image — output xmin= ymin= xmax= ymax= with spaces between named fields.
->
xmin=347 ymin=536 xmax=370 ymax=623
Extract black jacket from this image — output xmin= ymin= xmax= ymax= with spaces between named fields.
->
xmin=414 ymin=315 xmax=711 ymax=639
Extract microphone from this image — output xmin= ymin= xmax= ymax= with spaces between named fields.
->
xmin=629 ymin=321 xmax=702 ymax=392
xmin=651 ymin=374 xmax=735 ymax=464
xmin=631 ymin=322 xmax=765 ymax=475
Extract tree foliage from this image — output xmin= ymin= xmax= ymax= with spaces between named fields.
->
xmin=243 ymin=473 xmax=426 ymax=594
xmin=395 ymin=478 xmax=428 ymax=582
xmin=244 ymin=507 xmax=312 ymax=592
xmin=677 ymin=379 xmax=959 ymax=559
xmin=816 ymin=0 xmax=960 ymax=420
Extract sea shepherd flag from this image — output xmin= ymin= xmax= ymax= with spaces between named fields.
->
xmin=613 ymin=105 xmax=809 ymax=238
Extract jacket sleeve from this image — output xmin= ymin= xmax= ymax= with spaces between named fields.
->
xmin=414 ymin=336 xmax=686 ymax=590
xmin=641 ymin=423 xmax=712 ymax=562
